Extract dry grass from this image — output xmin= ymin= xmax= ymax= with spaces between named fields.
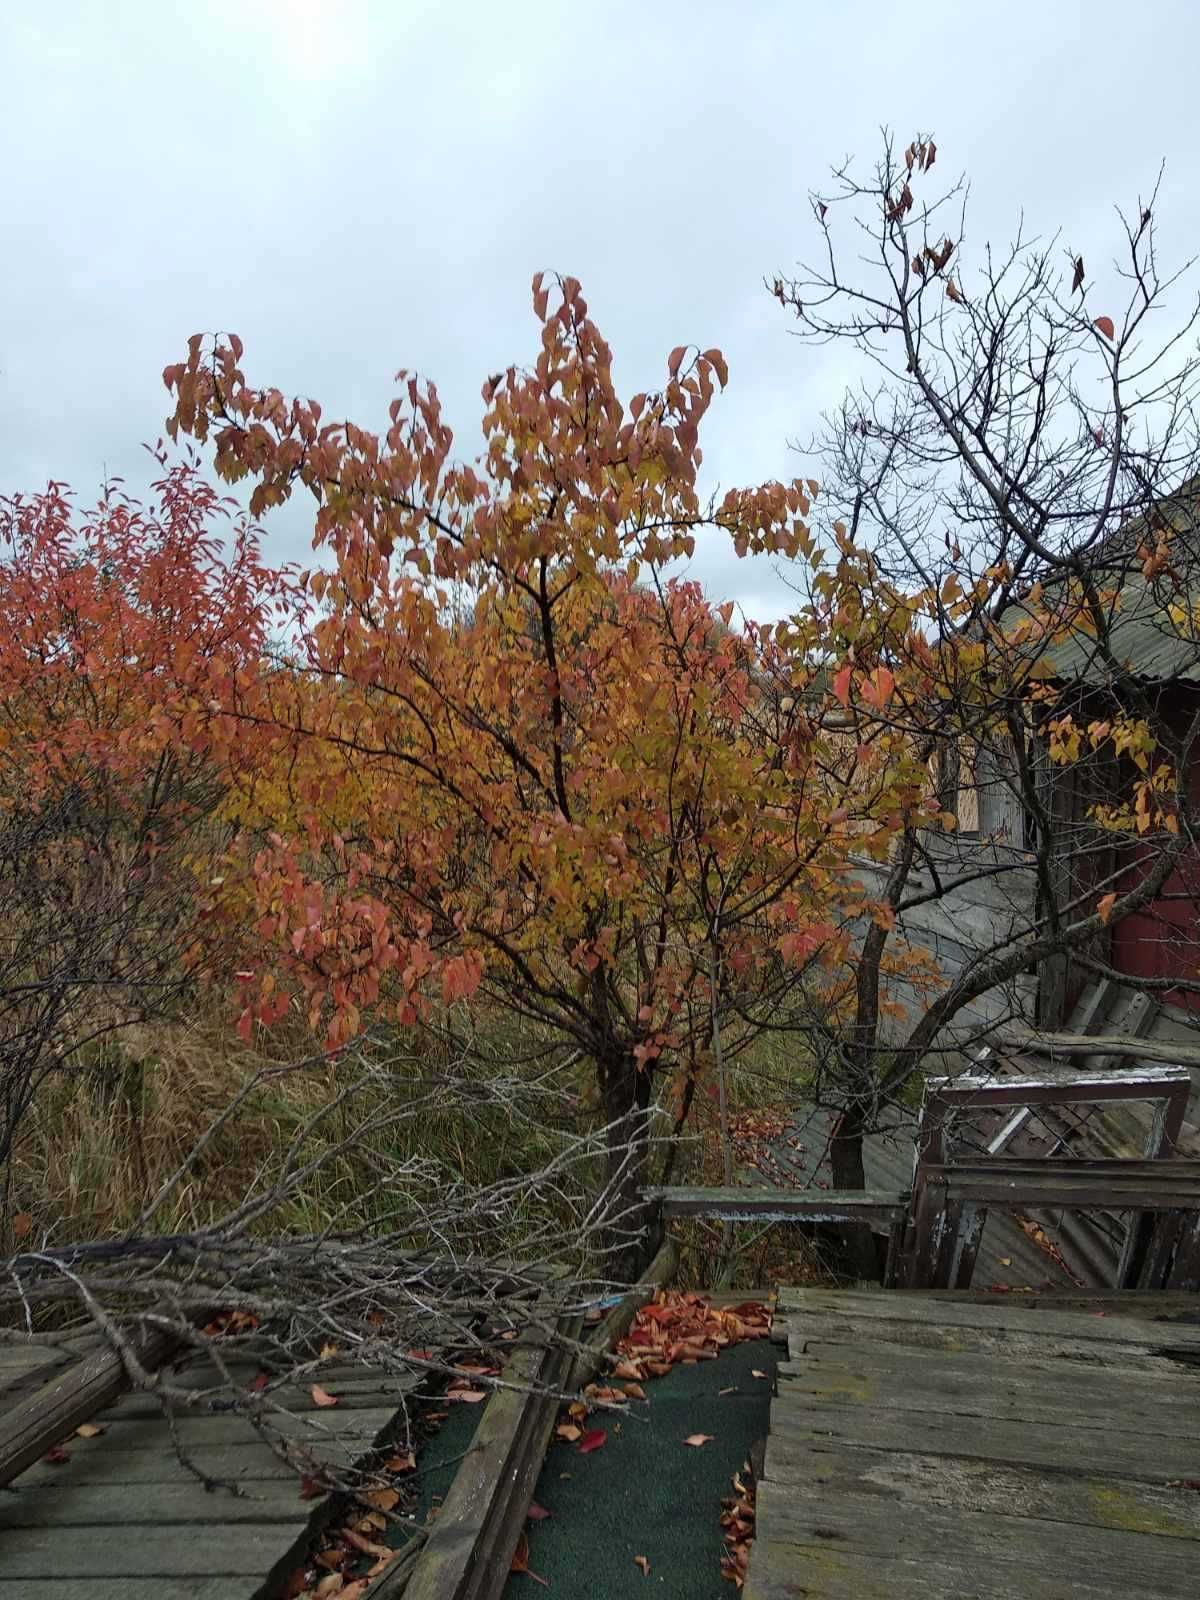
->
xmin=7 ymin=994 xmax=574 ymax=1244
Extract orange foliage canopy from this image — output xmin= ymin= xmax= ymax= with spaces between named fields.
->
xmin=160 ymin=275 xmax=912 ymax=1105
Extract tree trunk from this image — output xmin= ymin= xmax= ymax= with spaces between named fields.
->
xmin=601 ymin=1054 xmax=655 ymax=1283
xmin=827 ymin=1101 xmax=881 ymax=1281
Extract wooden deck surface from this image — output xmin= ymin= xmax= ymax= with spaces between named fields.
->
xmin=0 ymin=1347 xmax=422 ymax=1598
xmin=747 ymin=1287 xmax=1200 ymax=1599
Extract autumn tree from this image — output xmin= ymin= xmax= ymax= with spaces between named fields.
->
xmin=770 ymin=135 xmax=1200 ymax=1189
xmin=0 ymin=462 xmax=296 ymax=1201
xmin=160 ymin=278 xmax=917 ymax=1273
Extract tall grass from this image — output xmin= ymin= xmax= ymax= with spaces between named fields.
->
xmin=8 ymin=996 xmax=581 ymax=1246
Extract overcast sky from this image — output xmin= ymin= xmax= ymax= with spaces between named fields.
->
xmin=3 ymin=0 xmax=1197 ymax=622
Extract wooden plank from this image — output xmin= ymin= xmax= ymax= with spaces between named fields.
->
xmin=402 ymin=1304 xmax=575 ymax=1600
xmin=923 ymin=1160 xmax=1200 ymax=1209
xmin=0 ymin=1327 xmax=175 ymax=1488
xmin=776 ymin=1347 xmax=1200 ymax=1437
xmin=775 ymin=1289 xmax=1200 ymax=1350
xmin=62 ymin=1405 xmax=398 ymax=1450
xmin=11 ymin=1438 xmax=369 ymax=1488
xmin=11 ymin=1582 xmax=253 ymax=1600
xmin=105 ymin=1374 xmax=421 ymax=1419
xmin=0 ymin=1478 xmax=310 ymax=1529
xmin=0 ymin=1520 xmax=305 ymax=1579
xmin=1002 ymin=1030 xmax=1200 ymax=1069
xmin=760 ymin=1435 xmax=1200 ymax=1539
xmin=768 ymin=1398 xmax=1200 ymax=1480
xmin=784 ymin=1317 xmax=1190 ymax=1370
xmin=643 ymin=1186 xmax=907 ymax=1223
xmin=753 ymin=1481 xmax=1199 ymax=1598
xmin=748 ymin=1535 xmax=1178 ymax=1599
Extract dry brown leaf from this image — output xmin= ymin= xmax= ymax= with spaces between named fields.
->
xmin=510 ymin=1531 xmax=550 ymax=1587
xmin=634 ymin=1554 xmax=651 ymax=1575
xmin=555 ymin=1422 xmax=582 ymax=1442
xmin=750 ymin=1370 xmax=768 ymax=1380
xmin=360 ymin=1486 xmax=399 ymax=1512
xmin=621 ymin=1382 xmax=647 ymax=1402
xmin=310 ymin=1384 xmax=339 ymax=1408
xmin=445 ymin=1388 xmax=487 ymax=1403
xmin=684 ymin=1433 xmax=714 ymax=1447
xmin=74 ymin=1422 xmax=103 ymax=1439
xmin=315 ymin=1574 xmax=345 ymax=1597
xmin=342 ymin=1528 xmax=390 ymax=1558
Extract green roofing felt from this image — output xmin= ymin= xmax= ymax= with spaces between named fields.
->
xmin=502 ymin=1334 xmax=778 ymax=1599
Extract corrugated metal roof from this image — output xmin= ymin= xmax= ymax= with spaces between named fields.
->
xmin=1028 ymin=573 xmax=1200 ymax=685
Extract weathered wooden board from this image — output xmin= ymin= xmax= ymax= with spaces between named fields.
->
xmin=759 ymin=1435 xmax=1200 ymax=1539
xmin=777 ymin=1347 xmax=1200 ymax=1436
xmin=776 ymin=1288 xmax=1200 ymax=1350
xmin=768 ymin=1397 xmax=1200 ymax=1480
xmin=644 ymin=1186 xmax=907 ymax=1224
xmin=78 ymin=1405 xmax=398 ymax=1449
xmin=0 ymin=1478 xmax=311 ymax=1529
xmin=0 ymin=1327 xmax=176 ymax=1487
xmin=10 ymin=1583 xmax=253 ymax=1600
xmin=0 ymin=1520 xmax=305 ymax=1579
xmin=753 ymin=1481 xmax=1199 ymax=1599
xmin=747 ymin=1536 xmax=1183 ymax=1600
xmin=786 ymin=1315 xmax=1192 ymax=1368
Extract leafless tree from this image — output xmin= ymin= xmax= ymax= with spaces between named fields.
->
xmin=772 ymin=133 xmax=1200 ymax=1190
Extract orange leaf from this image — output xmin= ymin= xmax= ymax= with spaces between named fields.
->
xmin=510 ymin=1531 xmax=550 ymax=1586
xmin=1094 ymin=315 xmax=1115 ymax=341
xmin=832 ymin=663 xmax=853 ymax=707
xmin=360 ymin=1486 xmax=399 ymax=1511
xmin=310 ymin=1384 xmax=339 ymax=1408
xmin=555 ymin=1422 xmax=582 ymax=1442
xmin=1097 ymin=892 xmax=1117 ymax=924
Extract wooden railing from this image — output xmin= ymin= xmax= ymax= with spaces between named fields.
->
xmin=644 ymin=1061 xmax=1200 ymax=1293
xmin=904 ymin=1158 xmax=1200 ymax=1292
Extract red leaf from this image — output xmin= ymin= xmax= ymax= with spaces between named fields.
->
xmin=299 ymin=1475 xmax=327 ymax=1500
xmin=667 ymin=345 xmax=687 ymax=378
xmin=577 ymin=1427 xmax=607 ymax=1454
xmin=1094 ymin=315 xmax=1116 ymax=341
xmin=249 ymin=1371 xmax=270 ymax=1392
xmin=44 ymin=1445 xmax=70 ymax=1465
xmin=526 ymin=1501 xmax=552 ymax=1521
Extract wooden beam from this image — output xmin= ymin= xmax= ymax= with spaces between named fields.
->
xmin=924 ymin=1158 xmax=1200 ymax=1210
xmin=1001 ymin=1029 xmax=1200 ymax=1069
xmin=0 ymin=1327 xmax=176 ymax=1489
xmin=642 ymin=1186 xmax=908 ymax=1225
